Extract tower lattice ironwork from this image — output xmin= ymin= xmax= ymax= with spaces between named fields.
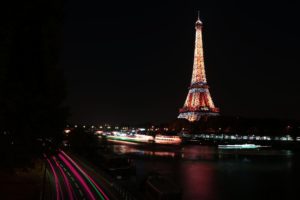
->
xmin=178 ymin=15 xmax=219 ymax=122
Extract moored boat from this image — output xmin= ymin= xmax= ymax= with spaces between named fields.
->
xmin=154 ymin=134 xmax=182 ymax=145
xmin=218 ymin=144 xmax=262 ymax=149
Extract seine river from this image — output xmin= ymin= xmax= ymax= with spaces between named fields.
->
xmin=107 ymin=142 xmax=299 ymax=200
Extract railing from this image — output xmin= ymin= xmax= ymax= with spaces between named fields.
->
xmin=179 ymin=107 xmax=219 ymax=113
xmin=189 ymin=82 xmax=209 ymax=89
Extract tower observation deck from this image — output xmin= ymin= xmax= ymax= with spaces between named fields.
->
xmin=178 ymin=15 xmax=219 ymax=122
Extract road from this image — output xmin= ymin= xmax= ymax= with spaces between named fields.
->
xmin=44 ymin=150 xmax=111 ymax=200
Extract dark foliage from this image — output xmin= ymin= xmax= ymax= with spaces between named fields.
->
xmin=0 ymin=1 xmax=68 ymax=169
xmin=67 ymin=128 xmax=100 ymax=156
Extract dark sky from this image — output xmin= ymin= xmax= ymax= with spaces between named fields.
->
xmin=60 ymin=0 xmax=300 ymax=125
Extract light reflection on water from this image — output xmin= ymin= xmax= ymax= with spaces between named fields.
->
xmin=112 ymin=144 xmax=177 ymax=157
xmin=180 ymin=162 xmax=217 ymax=200
xmin=109 ymin=143 xmax=299 ymax=200
xmin=110 ymin=142 xmax=294 ymax=161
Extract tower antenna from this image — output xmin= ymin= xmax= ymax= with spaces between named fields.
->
xmin=197 ymin=10 xmax=200 ymax=20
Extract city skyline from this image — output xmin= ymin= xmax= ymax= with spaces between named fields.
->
xmin=60 ymin=1 xmax=300 ymax=124
xmin=1 ymin=2 xmax=300 ymax=200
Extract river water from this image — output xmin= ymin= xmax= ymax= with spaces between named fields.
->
xmin=107 ymin=142 xmax=299 ymax=200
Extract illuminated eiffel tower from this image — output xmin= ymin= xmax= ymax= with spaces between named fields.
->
xmin=178 ymin=14 xmax=219 ymax=122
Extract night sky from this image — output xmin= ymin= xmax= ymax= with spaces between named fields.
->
xmin=60 ymin=1 xmax=300 ymax=125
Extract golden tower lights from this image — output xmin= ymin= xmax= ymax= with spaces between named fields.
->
xmin=178 ymin=15 xmax=219 ymax=122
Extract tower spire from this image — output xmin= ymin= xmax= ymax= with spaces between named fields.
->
xmin=178 ymin=15 xmax=219 ymax=122
xmin=196 ymin=10 xmax=202 ymax=26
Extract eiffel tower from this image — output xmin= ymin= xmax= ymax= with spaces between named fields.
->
xmin=178 ymin=14 xmax=219 ymax=122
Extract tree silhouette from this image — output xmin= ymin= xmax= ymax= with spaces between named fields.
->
xmin=0 ymin=1 xmax=68 ymax=168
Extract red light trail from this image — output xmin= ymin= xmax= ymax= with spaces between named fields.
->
xmin=44 ymin=151 xmax=110 ymax=200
